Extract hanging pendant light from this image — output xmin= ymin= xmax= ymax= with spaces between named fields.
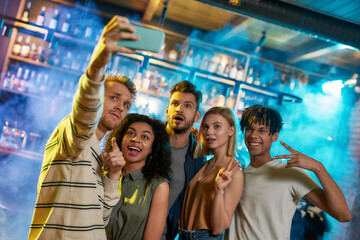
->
xmin=229 ymin=0 xmax=241 ymax=6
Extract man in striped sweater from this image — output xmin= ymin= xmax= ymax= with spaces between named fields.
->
xmin=29 ymin=16 xmax=139 ymax=240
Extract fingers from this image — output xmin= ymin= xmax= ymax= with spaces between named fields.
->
xmin=229 ymin=162 xmax=241 ymax=172
xmin=221 ymin=171 xmax=231 ymax=180
xmin=285 ymin=159 xmax=297 ymax=168
xmin=273 ymin=154 xmax=293 ymax=160
xmin=280 ymin=141 xmax=297 ymax=153
xmin=225 ymin=158 xmax=234 ymax=171
xmin=104 ymin=15 xmax=133 ymax=33
xmin=111 ymin=137 xmax=122 ymax=152
xmin=215 ymin=168 xmax=224 ymax=182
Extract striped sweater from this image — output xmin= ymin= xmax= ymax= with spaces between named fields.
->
xmin=29 ymin=75 xmax=120 ymax=240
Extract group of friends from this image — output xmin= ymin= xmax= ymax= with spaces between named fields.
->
xmin=28 ymin=16 xmax=351 ymax=240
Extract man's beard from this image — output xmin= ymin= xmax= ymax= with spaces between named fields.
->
xmin=169 ymin=116 xmax=195 ymax=134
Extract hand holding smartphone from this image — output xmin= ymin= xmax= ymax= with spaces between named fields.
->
xmin=116 ymin=25 xmax=165 ymax=53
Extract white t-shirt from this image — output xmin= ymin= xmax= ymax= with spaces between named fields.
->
xmin=224 ymin=160 xmax=319 ymax=240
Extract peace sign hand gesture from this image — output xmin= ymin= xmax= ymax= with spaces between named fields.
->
xmin=273 ymin=141 xmax=321 ymax=172
xmin=215 ymin=158 xmax=241 ymax=190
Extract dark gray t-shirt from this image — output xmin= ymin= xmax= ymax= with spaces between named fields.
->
xmin=161 ymin=141 xmax=189 ymax=240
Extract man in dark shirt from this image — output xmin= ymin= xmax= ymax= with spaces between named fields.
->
xmin=162 ymin=81 xmax=205 ymax=240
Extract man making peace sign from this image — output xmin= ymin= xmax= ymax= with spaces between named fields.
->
xmin=224 ymin=104 xmax=351 ymax=240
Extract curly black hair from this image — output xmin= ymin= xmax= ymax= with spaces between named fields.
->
xmin=240 ymin=105 xmax=283 ymax=135
xmin=104 ymin=113 xmax=171 ymax=181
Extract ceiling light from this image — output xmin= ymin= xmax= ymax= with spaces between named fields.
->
xmin=229 ymin=0 xmax=241 ymax=6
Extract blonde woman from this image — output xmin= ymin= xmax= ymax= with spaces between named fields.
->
xmin=179 ymin=107 xmax=244 ymax=239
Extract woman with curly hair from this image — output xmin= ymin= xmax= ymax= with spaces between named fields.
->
xmin=179 ymin=106 xmax=244 ymax=239
xmin=104 ymin=113 xmax=171 ymax=240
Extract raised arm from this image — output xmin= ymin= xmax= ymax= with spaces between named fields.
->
xmin=211 ymin=160 xmax=244 ymax=235
xmin=143 ymin=182 xmax=170 ymax=240
xmin=273 ymin=141 xmax=351 ymax=222
xmin=59 ymin=16 xmax=139 ymax=158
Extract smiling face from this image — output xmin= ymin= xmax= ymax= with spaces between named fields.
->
xmin=244 ymin=122 xmax=279 ymax=158
xmin=166 ymin=92 xmax=200 ymax=134
xmin=99 ymin=81 xmax=132 ymax=132
xmin=201 ymin=113 xmax=235 ymax=152
xmin=121 ymin=121 xmax=154 ymax=169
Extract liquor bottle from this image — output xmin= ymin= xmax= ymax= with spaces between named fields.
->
xmin=62 ymin=51 xmax=72 ymax=68
xmin=149 ymin=72 xmax=158 ymax=94
xmin=34 ymin=73 xmax=43 ymax=94
xmin=193 ymin=52 xmax=201 ymax=68
xmin=12 ymin=121 xmax=21 ymax=149
xmin=154 ymin=43 xmax=166 ymax=59
xmin=133 ymin=72 xmax=143 ymax=90
xmin=157 ymin=76 xmax=167 ymax=96
xmin=48 ymin=9 xmax=59 ymax=30
xmin=167 ymin=47 xmax=178 ymax=62
xmin=246 ymin=68 xmax=254 ymax=84
xmin=223 ymin=61 xmax=231 ymax=77
xmin=60 ymin=13 xmax=71 ymax=33
xmin=141 ymin=70 xmax=151 ymax=91
xmin=12 ymin=67 xmax=23 ymax=90
xmin=225 ymin=88 xmax=235 ymax=108
xmin=0 ymin=121 xmax=11 ymax=147
xmin=84 ymin=25 xmax=93 ymax=39
xmin=19 ymin=68 xmax=30 ymax=92
xmin=215 ymin=58 xmax=223 ymax=75
xmin=229 ymin=59 xmax=238 ymax=79
xmin=29 ymin=43 xmax=37 ymax=60
xmin=184 ymin=48 xmax=194 ymax=66
xmin=2 ymin=71 xmax=12 ymax=88
xmin=37 ymin=45 xmax=44 ymax=62
xmin=20 ymin=36 xmax=31 ymax=58
xmin=27 ymin=70 xmax=36 ymax=93
xmin=207 ymin=57 xmax=215 ymax=73
xmin=36 ymin=6 xmax=46 ymax=26
xmin=12 ymin=35 xmax=23 ymax=56
xmin=200 ymin=53 xmax=209 ymax=70
xmin=21 ymin=1 xmax=31 ymax=22
xmin=235 ymin=64 xmax=244 ymax=81
xmin=73 ymin=23 xmax=82 ymax=37
xmin=20 ymin=130 xmax=27 ymax=149
xmin=253 ymin=75 xmax=261 ymax=86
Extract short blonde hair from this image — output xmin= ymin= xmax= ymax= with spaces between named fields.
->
xmin=105 ymin=74 xmax=136 ymax=100
xmin=194 ymin=106 xmax=239 ymax=158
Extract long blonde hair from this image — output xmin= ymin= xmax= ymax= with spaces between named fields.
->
xmin=194 ymin=106 xmax=239 ymax=158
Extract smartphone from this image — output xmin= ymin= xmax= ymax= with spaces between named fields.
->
xmin=116 ymin=25 xmax=165 ymax=53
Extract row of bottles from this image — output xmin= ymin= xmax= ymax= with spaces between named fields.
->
xmin=133 ymin=71 xmax=170 ymax=97
xmin=12 ymin=33 xmax=91 ymax=72
xmin=146 ymin=42 xmax=251 ymax=82
xmin=2 ymin=64 xmax=78 ymax=99
xmin=20 ymin=1 xmax=102 ymax=40
xmin=0 ymin=121 xmax=46 ymax=153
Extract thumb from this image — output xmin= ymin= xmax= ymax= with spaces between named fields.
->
xmin=111 ymin=137 xmax=120 ymax=152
